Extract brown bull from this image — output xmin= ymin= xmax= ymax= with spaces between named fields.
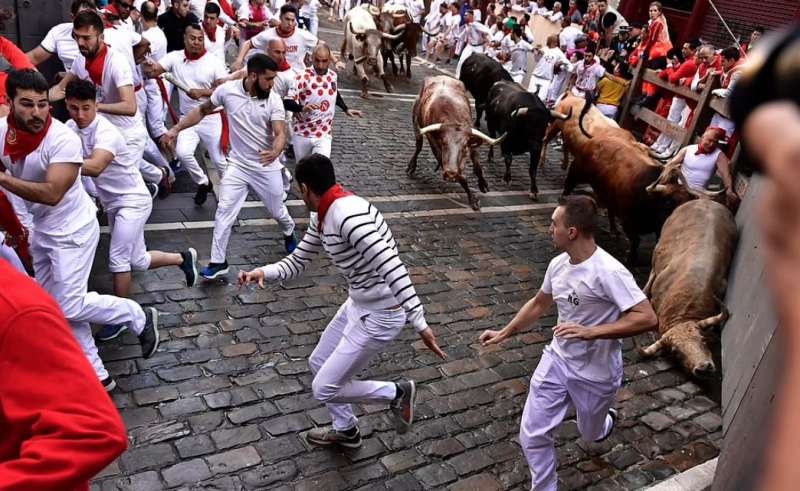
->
xmin=639 ymin=199 xmax=737 ymax=377
xmin=407 ymin=76 xmax=505 ymax=210
xmin=379 ymin=9 xmax=420 ymax=78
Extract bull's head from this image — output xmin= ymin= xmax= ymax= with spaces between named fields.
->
xmin=419 ymin=123 xmax=506 ymax=182
xmin=640 ymin=308 xmax=728 ymax=377
xmin=646 ymin=162 xmax=727 ymax=205
xmin=353 ymin=29 xmax=385 ymax=66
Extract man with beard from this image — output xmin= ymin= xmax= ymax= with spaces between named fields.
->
xmin=25 ymin=0 xmax=98 ymax=74
xmin=202 ymin=2 xmax=227 ymax=62
xmin=162 ymin=54 xmax=297 ymax=280
xmin=233 ymin=4 xmax=318 ymax=73
xmin=143 ymin=24 xmax=229 ymax=205
xmin=0 ymin=69 xmax=160 ymax=391
xmin=290 ymin=44 xmax=361 ymax=161
xmin=158 ymin=0 xmax=200 ymax=52
xmin=479 ymin=195 xmax=657 ymax=490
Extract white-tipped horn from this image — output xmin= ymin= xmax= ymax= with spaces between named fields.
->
xmin=392 ymin=23 xmax=407 ymax=32
xmin=470 ymin=128 xmax=507 ymax=146
xmin=381 ymin=31 xmax=403 ymax=40
xmin=511 ymin=107 xmax=529 ymax=118
xmin=696 ymin=307 xmax=729 ymax=330
xmin=419 ymin=123 xmax=444 ymax=136
xmin=646 ymin=183 xmax=669 ymax=193
xmin=549 ymin=109 xmax=569 ymax=120
xmin=353 ymin=55 xmax=367 ymax=64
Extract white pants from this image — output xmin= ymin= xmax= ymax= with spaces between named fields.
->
xmin=456 ymin=44 xmax=485 ymax=79
xmin=547 ymin=71 xmax=570 ymax=104
xmin=309 ymin=298 xmax=405 ymax=431
xmin=652 ymin=96 xmax=689 ymax=152
xmin=520 ymin=350 xmax=619 ymax=491
xmin=338 ymin=0 xmax=351 ymax=19
xmin=307 ymin=16 xmax=319 ymax=36
xmin=291 ymin=134 xmax=332 ymax=161
xmin=211 ymin=164 xmax=295 ymax=263
xmin=82 ymin=175 xmax=98 ymax=198
xmin=510 ymin=71 xmax=525 ymax=84
xmin=134 ymin=91 xmax=164 ymax=184
xmin=710 ymin=113 xmax=736 ymax=137
xmin=596 ymin=103 xmax=618 ymax=119
xmin=107 ymin=201 xmax=153 ymax=273
xmin=528 ymin=76 xmax=552 ymax=102
xmin=0 ymin=243 xmax=26 ymax=273
xmin=176 ymin=114 xmax=227 ymax=186
xmin=31 ymin=222 xmax=146 ymax=380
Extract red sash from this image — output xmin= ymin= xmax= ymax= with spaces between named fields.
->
xmin=3 ymin=113 xmax=52 ymax=163
xmin=317 ymin=184 xmax=353 ymax=232
xmin=219 ymin=111 xmax=230 ymax=155
xmin=0 ymin=191 xmax=32 ymax=274
xmin=86 ymin=44 xmax=109 ymax=86
xmin=155 ymin=77 xmax=179 ymax=124
xmin=278 ymin=59 xmax=291 ymax=71
xmin=245 ymin=4 xmax=268 ymax=38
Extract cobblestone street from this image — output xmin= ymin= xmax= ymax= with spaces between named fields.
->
xmin=89 ymin=20 xmax=722 ymax=491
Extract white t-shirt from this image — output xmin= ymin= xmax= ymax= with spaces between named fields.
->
xmin=293 ymin=67 xmax=339 ymax=137
xmin=204 ymin=25 xmax=228 ymax=62
xmin=251 ymin=27 xmax=318 ymax=73
xmin=445 ymin=13 xmax=461 ymax=41
xmin=142 ymin=26 xmax=168 ymax=63
xmin=209 ymin=80 xmax=287 ymax=170
xmin=40 ymin=22 xmax=79 ymax=71
xmin=464 ymin=21 xmax=490 ymax=45
xmin=533 ymin=46 xmax=568 ymax=80
xmin=103 ymin=27 xmax=143 ymax=86
xmin=0 ymin=119 xmax=95 ymax=236
xmin=158 ymin=50 xmax=229 ymax=115
xmin=300 ymin=0 xmax=321 ymax=18
xmin=70 ymin=45 xmax=140 ymax=129
xmin=559 ymin=24 xmax=583 ymax=50
xmin=575 ymin=60 xmax=606 ymax=93
xmin=541 ymin=247 xmax=646 ymax=383
xmin=548 ymin=11 xmax=563 ymax=22
xmin=681 ymin=145 xmax=720 ymax=190
xmin=189 ymin=0 xmax=208 ymax=18
xmin=67 ymin=115 xmax=151 ymax=208
xmin=507 ymin=38 xmax=532 ymax=73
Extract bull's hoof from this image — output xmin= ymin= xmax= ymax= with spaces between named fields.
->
xmin=383 ymin=82 xmax=394 ymax=93
xmin=360 ymin=90 xmax=369 ymax=99
xmin=470 ymin=199 xmax=481 ymax=211
xmin=528 ymin=192 xmax=538 ymax=201
xmin=406 ymin=162 xmax=417 ymax=176
xmin=479 ymin=181 xmax=489 ymax=193
xmin=503 ymin=173 xmax=511 ymax=184
xmin=561 ymin=160 xmax=569 ymax=171
xmin=392 ymin=66 xmax=399 ymax=76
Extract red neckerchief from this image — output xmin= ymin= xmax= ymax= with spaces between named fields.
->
xmin=278 ymin=59 xmax=291 ymax=71
xmin=695 ymin=144 xmax=715 ymax=155
xmin=317 ymin=184 xmax=353 ymax=232
xmin=277 ymin=26 xmax=295 ymax=38
xmin=204 ymin=22 xmax=217 ymax=42
xmin=250 ymin=3 xmax=267 ymax=22
xmin=86 ymin=44 xmax=109 ymax=86
xmin=567 ymin=5 xmax=577 ymax=17
xmin=184 ymin=48 xmax=207 ymax=61
xmin=696 ymin=128 xmax=726 ymax=155
xmin=3 ymin=113 xmax=52 ymax=163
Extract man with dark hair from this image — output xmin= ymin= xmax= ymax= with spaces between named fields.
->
xmin=0 ymin=69 xmax=160 ymax=391
xmin=163 ymin=54 xmax=297 ymax=279
xmin=202 ymin=2 xmax=226 ymax=61
xmin=239 ymin=153 xmax=445 ymax=448
xmin=25 ymin=0 xmax=97 ymax=73
xmin=107 ymin=0 xmax=137 ymax=31
xmin=479 ymin=194 xmax=657 ymax=490
xmin=64 ymin=78 xmax=198 ymax=342
xmin=158 ymin=0 xmax=200 ymax=52
xmin=234 ymin=3 xmax=318 ymax=72
xmin=596 ymin=0 xmax=628 ymax=47
xmin=143 ymin=23 xmax=229 ymax=205
xmin=740 ymin=26 xmax=764 ymax=56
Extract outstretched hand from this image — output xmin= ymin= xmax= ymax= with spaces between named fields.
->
xmin=419 ymin=328 xmax=446 ymax=359
xmin=237 ymin=269 xmax=266 ymax=289
xmin=478 ymin=329 xmax=507 ymax=346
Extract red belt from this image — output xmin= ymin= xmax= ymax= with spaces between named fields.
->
xmin=135 ymin=84 xmax=143 ymax=92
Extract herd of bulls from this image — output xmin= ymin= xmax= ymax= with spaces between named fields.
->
xmin=402 ymin=53 xmax=739 ymax=379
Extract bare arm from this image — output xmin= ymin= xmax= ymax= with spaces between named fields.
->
xmin=232 ymin=40 xmax=253 ymax=70
xmin=0 ymin=163 xmax=80 ymax=206
xmin=48 ymin=71 xmax=76 ymax=102
xmin=555 ymin=299 xmax=658 ymax=340
xmin=258 ymin=119 xmax=287 ymax=165
xmin=666 ymin=147 xmax=687 ymax=168
xmin=479 ymin=290 xmax=555 ymax=345
xmin=97 ymin=84 xmax=137 ymax=116
xmin=26 ymin=46 xmax=53 ymax=66
xmin=81 ymin=149 xmax=115 ymax=178
xmin=142 ymin=61 xmax=167 ymax=79
xmin=161 ymin=99 xmax=217 ymax=148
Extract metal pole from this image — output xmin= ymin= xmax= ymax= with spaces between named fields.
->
xmin=707 ymin=0 xmax=741 ymax=48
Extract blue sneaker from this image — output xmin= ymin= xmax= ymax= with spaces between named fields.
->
xmin=169 ymin=158 xmax=184 ymax=175
xmin=200 ymin=261 xmax=229 ymax=280
xmin=284 ymin=232 xmax=298 ymax=253
xmin=95 ymin=324 xmax=128 ymax=341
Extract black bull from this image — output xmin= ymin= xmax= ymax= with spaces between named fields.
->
xmin=459 ymin=53 xmax=513 ymax=127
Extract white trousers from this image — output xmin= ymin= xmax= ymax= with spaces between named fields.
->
xmin=309 ymin=298 xmax=405 ymax=431
xmin=211 ymin=164 xmax=295 ymax=263
xmin=456 ymin=44 xmax=485 ymax=79
xmin=520 ymin=350 xmax=619 ymax=491
xmin=107 ymin=201 xmax=153 ymax=273
xmin=528 ymin=76 xmax=552 ymax=102
xmin=652 ymin=96 xmax=689 ymax=152
xmin=176 ymin=114 xmax=227 ymax=186
xmin=511 ymin=71 xmax=525 ymax=84
xmin=0 ymin=244 xmax=26 ymax=273
xmin=547 ymin=71 xmax=570 ymax=104
xmin=307 ymin=16 xmax=319 ymax=37
xmin=31 ymin=222 xmax=146 ymax=380
xmin=291 ymin=134 xmax=332 ymax=161
xmin=709 ymin=113 xmax=736 ymax=137
xmin=134 ymin=91 xmax=165 ymax=184
xmin=596 ymin=103 xmax=618 ymax=119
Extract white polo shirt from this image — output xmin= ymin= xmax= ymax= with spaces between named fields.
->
xmin=506 ymin=38 xmax=532 ymax=73
xmin=0 ymin=119 xmax=95 ymax=236
xmin=40 ymin=22 xmax=80 ymax=71
xmin=541 ymin=246 xmax=646 ymax=383
xmin=209 ymin=80 xmax=286 ymax=170
xmin=67 ymin=115 xmax=151 ymax=208
xmin=250 ymin=27 xmax=318 ymax=72
xmin=158 ymin=50 xmax=229 ymax=115
xmin=533 ymin=46 xmax=569 ymax=80
xmin=142 ymin=25 xmax=168 ymax=62
xmin=103 ymin=27 xmax=143 ymax=87
xmin=71 ymin=45 xmax=140 ymax=129
xmin=204 ymin=25 xmax=227 ymax=62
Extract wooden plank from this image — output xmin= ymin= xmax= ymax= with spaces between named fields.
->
xmin=682 ymin=73 xmax=721 ymax=147
xmin=710 ymin=95 xmax=731 ymax=119
xmin=619 ymin=59 xmax=645 ymax=129
xmin=635 ymin=107 xmax=687 ymax=141
xmin=642 ymin=68 xmax=703 ymax=102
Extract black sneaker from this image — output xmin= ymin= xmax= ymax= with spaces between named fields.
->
xmin=391 ymin=379 xmax=416 ymax=434
xmin=306 ymin=427 xmax=363 ymax=448
xmin=157 ymin=167 xmax=171 ymax=200
xmin=194 ymin=182 xmax=213 ymax=206
xmin=200 ymin=261 xmax=229 ymax=280
xmin=285 ymin=144 xmax=295 ymax=160
xmin=146 ymin=182 xmax=159 ymax=199
xmin=139 ymin=307 xmax=160 ymax=359
xmin=180 ymin=248 xmax=198 ymax=287
xmin=594 ymin=408 xmax=618 ymax=442
xmin=102 ymin=376 xmax=117 ymax=392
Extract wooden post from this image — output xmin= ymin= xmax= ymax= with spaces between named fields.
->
xmin=681 ymin=72 xmax=721 ymax=147
xmin=619 ymin=58 xmax=645 ymax=129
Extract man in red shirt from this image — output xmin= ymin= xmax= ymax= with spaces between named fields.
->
xmin=0 ymin=35 xmax=35 ymax=116
xmin=0 ymin=259 xmax=128 ymax=490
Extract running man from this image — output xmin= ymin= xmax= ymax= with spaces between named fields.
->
xmin=479 ymin=195 xmax=657 ymax=490
xmin=239 ymin=154 xmax=446 ymax=448
xmin=162 ymin=54 xmax=297 ymax=280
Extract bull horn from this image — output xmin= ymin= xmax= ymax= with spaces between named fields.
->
xmin=639 ymin=337 xmax=667 ymax=357
xmin=696 ymin=306 xmax=729 ymax=330
xmin=470 ymin=128 xmax=507 ymax=146
xmin=381 ymin=31 xmax=403 ymax=40
xmin=646 ymin=183 xmax=669 ymax=194
xmin=511 ymin=107 xmax=529 ymax=118
xmin=392 ymin=23 xmax=407 ymax=32
xmin=549 ymin=108 xmax=570 ymax=120
xmin=353 ymin=55 xmax=367 ymax=65
xmin=677 ymin=174 xmax=725 ymax=200
xmin=419 ymin=123 xmax=444 ymax=136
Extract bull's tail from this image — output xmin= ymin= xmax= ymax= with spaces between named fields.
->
xmin=578 ymin=93 xmax=595 ymax=139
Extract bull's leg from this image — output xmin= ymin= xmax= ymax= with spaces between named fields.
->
xmin=388 ymin=51 xmax=398 ymax=76
xmin=458 ymin=175 xmax=480 ymax=210
xmin=486 ymin=120 xmax=496 ymax=163
xmin=377 ymin=53 xmax=393 ymax=93
xmin=475 ymin=103 xmax=484 ymax=128
xmin=471 ymin=148 xmax=489 ymax=194
xmin=608 ymin=211 xmax=619 ymax=235
xmin=562 ymin=167 xmax=578 ymax=196
xmin=405 ymin=52 xmax=412 ymax=78
xmin=528 ymin=141 xmax=543 ymax=201
xmin=623 ymin=222 xmax=641 ymax=265
xmin=408 ymin=135 xmax=423 ymax=176
xmin=540 ymin=122 xmax=560 ymax=166
xmin=503 ymin=154 xmax=513 ymax=184
xmin=355 ymin=63 xmax=369 ymax=98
